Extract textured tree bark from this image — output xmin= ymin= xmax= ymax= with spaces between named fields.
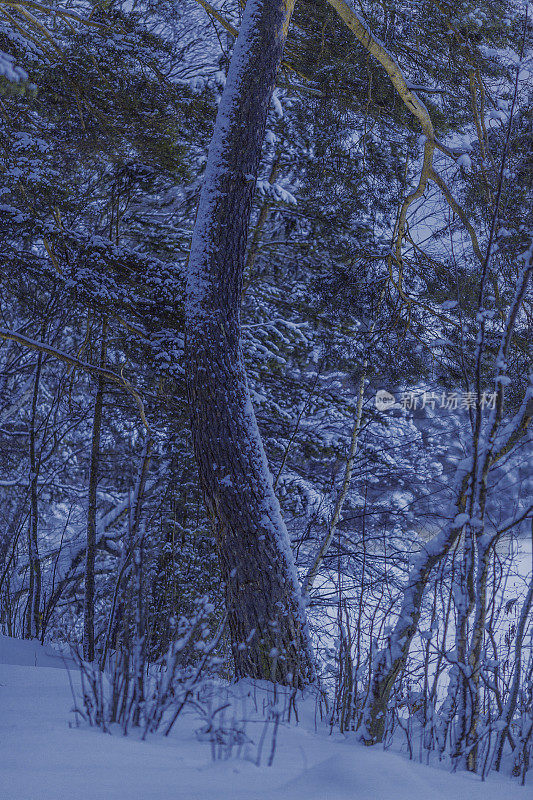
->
xmin=185 ymin=0 xmax=314 ymax=685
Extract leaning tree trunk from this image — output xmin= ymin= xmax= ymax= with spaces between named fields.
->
xmin=361 ymin=462 xmax=472 ymax=744
xmin=494 ymin=541 xmax=533 ymax=771
xmin=362 ymin=252 xmax=532 ymax=745
xmin=185 ymin=0 xmax=314 ymax=685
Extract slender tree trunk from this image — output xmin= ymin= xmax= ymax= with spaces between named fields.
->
xmin=302 ymin=366 xmax=366 ymax=595
xmin=83 ymin=320 xmax=107 ymax=661
xmin=494 ymin=521 xmax=533 ymax=771
xmin=361 ymin=462 xmax=472 ymax=744
xmin=463 ymin=535 xmax=491 ymax=771
xmin=302 ymin=293 xmax=385 ymax=596
xmin=129 ymin=437 xmax=151 ymax=724
xmin=25 ymin=353 xmax=42 ymax=639
xmin=362 ymin=253 xmax=531 ymax=746
xmin=450 ymin=524 xmax=477 ymax=769
xmin=185 ymin=0 xmax=314 ymax=685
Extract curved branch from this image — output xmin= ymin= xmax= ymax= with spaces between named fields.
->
xmin=325 ymin=0 xmax=435 ymax=139
xmin=429 ymin=168 xmax=484 ymax=264
xmin=0 ymin=327 xmax=151 ymax=431
xmin=0 ymin=328 xmax=123 ymax=383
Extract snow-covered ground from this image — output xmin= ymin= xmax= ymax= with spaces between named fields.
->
xmin=0 ymin=635 xmax=528 ymax=800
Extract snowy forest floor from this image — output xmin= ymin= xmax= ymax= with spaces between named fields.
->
xmin=0 ymin=635 xmax=527 ymax=800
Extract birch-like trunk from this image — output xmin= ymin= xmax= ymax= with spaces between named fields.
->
xmin=362 ymin=246 xmax=532 ymax=746
xmin=494 ymin=543 xmax=533 ymax=770
xmin=185 ymin=0 xmax=314 ymax=685
xmin=361 ymin=462 xmax=472 ymax=744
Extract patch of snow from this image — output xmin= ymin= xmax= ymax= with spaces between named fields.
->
xmin=0 ymin=637 xmax=527 ymax=800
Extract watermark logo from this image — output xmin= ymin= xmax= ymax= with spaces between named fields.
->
xmin=375 ymin=390 xmax=497 ymax=412
xmin=375 ymin=389 xmax=396 ymax=411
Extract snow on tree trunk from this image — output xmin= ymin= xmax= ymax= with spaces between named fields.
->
xmin=363 ymin=245 xmax=532 ymax=746
xmin=185 ymin=0 xmax=314 ymax=685
xmin=361 ymin=462 xmax=472 ymax=744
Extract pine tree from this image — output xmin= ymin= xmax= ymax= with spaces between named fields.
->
xmin=185 ymin=0 xmax=315 ymax=685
